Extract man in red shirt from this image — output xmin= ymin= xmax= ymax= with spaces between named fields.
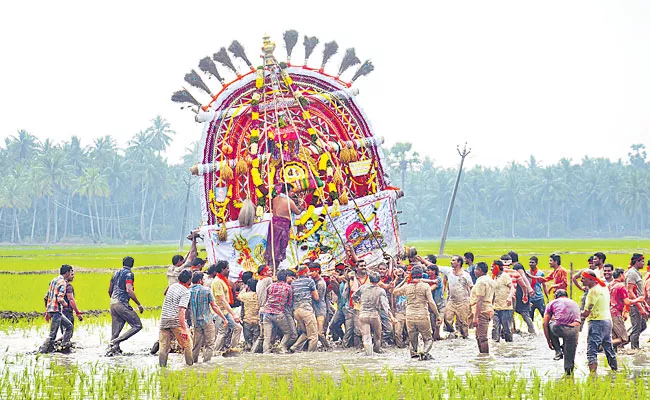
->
xmin=530 ymin=254 xmax=567 ymax=296
xmin=609 ymin=268 xmax=643 ymax=349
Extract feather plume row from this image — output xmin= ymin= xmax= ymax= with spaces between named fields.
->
xmin=213 ymin=47 xmax=239 ymax=76
xmin=228 ymin=40 xmax=254 ymax=72
xmin=199 ymin=56 xmax=225 ymax=84
xmin=320 ymin=41 xmax=338 ymax=70
xmin=351 ymin=60 xmax=374 ymax=82
xmin=283 ymin=30 xmax=299 ymax=63
xmin=338 ymin=48 xmax=360 ymax=77
xmin=303 ymin=36 xmax=319 ymax=65
xmin=184 ymin=69 xmax=213 ymax=96
xmin=171 ymin=89 xmax=201 ymax=107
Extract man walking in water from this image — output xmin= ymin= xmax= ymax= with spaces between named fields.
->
xmin=393 ymin=266 xmax=440 ymax=360
xmin=471 ymin=262 xmax=494 ymax=354
xmin=581 ymin=270 xmax=617 ymax=374
xmin=40 ymin=265 xmax=75 ymax=353
xmin=432 ymin=255 xmax=472 ymax=339
xmin=107 ymin=256 xmax=144 ymax=355
xmin=542 ymin=290 xmax=581 ymax=376
xmin=264 ymin=184 xmax=303 ymax=270
xmin=353 ymin=271 xmax=395 ymax=355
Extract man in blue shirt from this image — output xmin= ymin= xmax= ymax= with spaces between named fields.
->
xmin=528 ymin=256 xmax=546 ymax=321
xmin=107 ymin=256 xmax=144 ymax=355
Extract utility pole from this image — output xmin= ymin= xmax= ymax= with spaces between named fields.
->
xmin=438 ymin=143 xmax=471 ymax=257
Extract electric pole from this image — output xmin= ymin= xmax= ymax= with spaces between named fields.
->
xmin=438 ymin=143 xmax=471 ymax=257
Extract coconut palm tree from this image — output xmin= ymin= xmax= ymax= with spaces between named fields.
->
xmin=75 ymin=168 xmax=109 ymax=242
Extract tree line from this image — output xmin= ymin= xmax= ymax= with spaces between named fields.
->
xmin=0 ymin=116 xmax=202 ymax=245
xmin=1 ymin=119 xmax=648 ymax=244
xmin=385 ymin=142 xmax=650 ymax=239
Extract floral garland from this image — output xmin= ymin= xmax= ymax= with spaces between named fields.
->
xmin=291 ymin=205 xmax=328 ymax=241
xmin=208 ymin=185 xmax=233 ymax=220
xmin=356 ymin=201 xmax=380 ymax=224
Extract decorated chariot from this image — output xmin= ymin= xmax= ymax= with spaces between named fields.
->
xmin=172 ymin=31 xmax=403 ymax=277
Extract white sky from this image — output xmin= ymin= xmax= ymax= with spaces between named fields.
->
xmin=1 ymin=0 xmax=649 ymax=169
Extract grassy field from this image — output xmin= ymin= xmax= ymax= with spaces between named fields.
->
xmin=0 ymin=243 xmax=179 ymax=272
xmin=1 ymin=239 xmax=649 ymax=314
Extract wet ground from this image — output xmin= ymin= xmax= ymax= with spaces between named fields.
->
xmin=4 ymin=317 xmax=650 ymax=381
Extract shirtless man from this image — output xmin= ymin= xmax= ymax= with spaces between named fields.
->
xmin=264 ymin=184 xmax=303 ymax=270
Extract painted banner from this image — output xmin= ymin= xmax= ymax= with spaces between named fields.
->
xmin=200 ymin=190 xmax=402 ymax=278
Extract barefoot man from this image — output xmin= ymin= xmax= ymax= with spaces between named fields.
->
xmin=264 ymin=184 xmax=303 ymax=270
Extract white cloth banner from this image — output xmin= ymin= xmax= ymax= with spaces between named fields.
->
xmin=200 ymin=190 xmax=402 ymax=278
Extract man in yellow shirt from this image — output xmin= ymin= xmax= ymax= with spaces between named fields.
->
xmin=470 ymin=262 xmax=495 ymax=354
xmin=581 ymin=270 xmax=617 ymax=374
xmin=211 ymin=261 xmax=242 ymax=353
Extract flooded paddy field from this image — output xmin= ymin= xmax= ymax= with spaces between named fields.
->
xmin=3 ymin=240 xmax=650 ymax=398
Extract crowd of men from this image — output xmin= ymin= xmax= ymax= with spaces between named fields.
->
xmin=40 ymin=242 xmax=650 ymax=376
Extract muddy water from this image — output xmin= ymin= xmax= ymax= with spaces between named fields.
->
xmin=4 ymin=317 xmax=650 ymax=380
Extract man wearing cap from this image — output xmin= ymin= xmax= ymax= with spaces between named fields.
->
xmin=264 ymin=184 xmax=303 ymax=270
xmin=541 ymin=289 xmax=581 ymax=376
xmin=581 ymin=269 xmax=617 ymax=374
xmin=352 ymin=271 xmax=395 ymax=355
xmin=393 ymin=266 xmax=440 ymax=360
xmin=290 ymin=264 xmax=320 ymax=352
xmin=626 ymin=253 xmax=648 ymax=349
xmin=470 ymin=262 xmax=495 ymax=354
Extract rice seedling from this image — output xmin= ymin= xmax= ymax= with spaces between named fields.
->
xmin=4 ymin=364 xmax=647 ymax=400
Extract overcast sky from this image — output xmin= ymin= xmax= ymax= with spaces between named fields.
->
xmin=2 ymin=0 xmax=649 ymax=169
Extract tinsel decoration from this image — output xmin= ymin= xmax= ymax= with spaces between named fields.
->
xmin=351 ymin=60 xmax=375 ymax=82
xmin=218 ymin=222 xmax=228 ymax=242
xmin=199 ymin=56 xmax=225 ymax=84
xmin=220 ymin=161 xmax=234 ymax=181
xmin=320 ymin=41 xmax=339 ymax=70
xmin=184 ymin=69 xmax=213 ymax=96
xmin=283 ymin=30 xmax=299 ymax=63
xmin=171 ymin=89 xmax=201 ymax=107
xmin=238 ymin=198 xmax=256 ymax=228
xmin=235 ymin=157 xmax=249 ymax=175
xmin=303 ymin=36 xmax=319 ymax=65
xmin=228 ymin=40 xmax=254 ymax=72
xmin=213 ymin=47 xmax=239 ymax=75
xmin=339 ymin=190 xmax=349 ymax=205
xmin=338 ymin=48 xmax=360 ymax=76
